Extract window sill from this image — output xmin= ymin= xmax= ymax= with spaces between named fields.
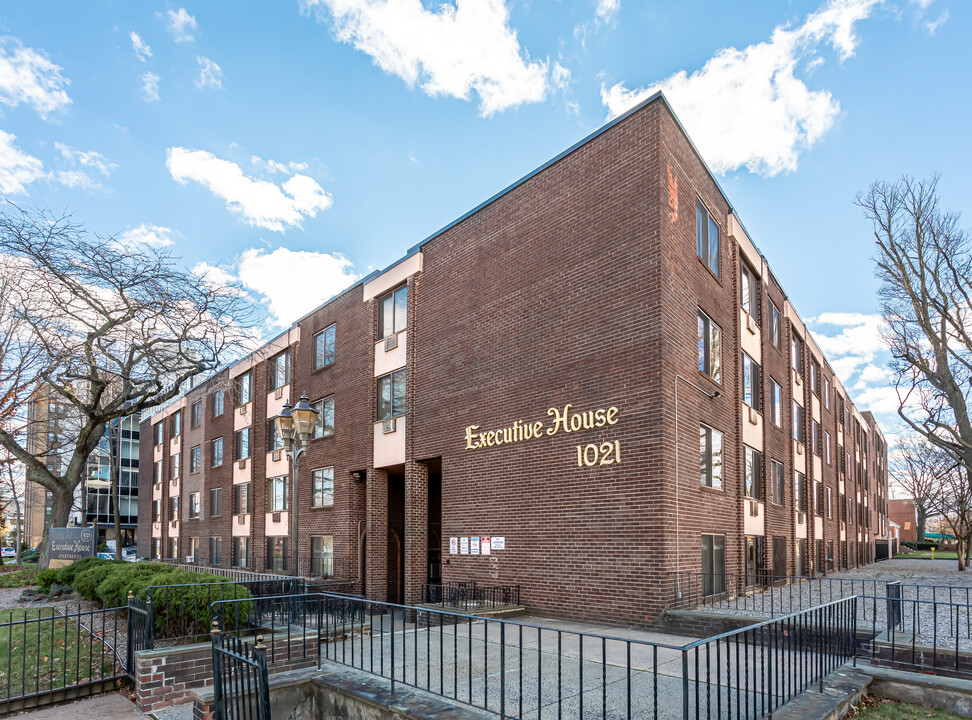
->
xmin=310 ymin=505 xmax=335 ymax=510
xmin=311 ymin=363 xmax=335 ymax=375
xmin=700 ymin=485 xmax=725 ymax=495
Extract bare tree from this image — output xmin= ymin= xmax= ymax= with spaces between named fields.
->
xmin=928 ymin=461 xmax=972 ymax=571
xmin=859 ymin=175 xmax=972 ymax=481
xmin=890 ymin=434 xmax=948 ymax=542
xmin=0 ymin=204 xmax=253 ymax=567
xmin=0 ymin=455 xmax=23 ymax=567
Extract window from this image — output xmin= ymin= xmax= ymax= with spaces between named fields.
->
xmin=191 ymin=400 xmax=202 ymax=428
xmin=189 ymin=492 xmax=200 ymax=519
xmin=697 ymin=310 xmax=722 ymax=383
xmin=266 ymin=537 xmax=288 ymax=573
xmin=270 ymin=351 xmax=290 ymax=390
xmin=268 ymin=476 xmax=289 ymax=512
xmin=814 ymin=481 xmax=824 ymax=516
xmin=742 ymin=353 xmax=760 ymax=410
xmin=745 ymin=536 xmax=764 ymax=587
xmin=236 ymin=373 xmax=251 ymax=406
xmin=773 ymin=537 xmax=786 ymax=579
xmin=168 ymin=496 xmax=179 ymax=522
xmin=812 ymin=420 xmax=821 ymax=456
xmin=267 ymin=418 xmax=284 ymax=451
xmin=795 ymin=538 xmax=805 ymax=577
xmin=740 ymin=262 xmax=758 ymax=319
xmin=312 ymin=467 xmax=334 ymax=507
xmin=232 ymin=537 xmax=250 ymax=568
xmin=211 ymin=437 xmax=223 ymax=467
xmin=744 ymin=446 xmax=761 ymax=500
xmin=153 ymin=422 xmax=163 ymax=446
xmin=168 ymin=538 xmax=178 ymax=559
xmin=311 ymin=536 xmax=333 ymax=577
xmin=771 ymin=460 xmax=785 ymax=505
xmin=212 ymin=390 xmax=224 ymax=417
xmin=791 ymin=337 xmax=803 ymax=376
xmin=151 ymin=538 xmax=161 ymax=560
xmin=825 ymin=432 xmax=832 ymax=464
xmin=151 ymin=499 xmax=161 ymax=522
xmin=769 ymin=379 xmax=782 ymax=427
xmin=235 ymin=427 xmax=251 ymax=461
xmin=153 ymin=460 xmax=162 ymax=485
xmin=769 ymin=302 xmax=782 ymax=349
xmin=209 ymin=488 xmax=222 ymax=517
xmin=378 ymin=285 xmax=407 ymax=339
xmin=313 ymin=396 xmax=335 ymax=438
xmin=190 ymin=445 xmax=201 ymax=473
xmin=810 ymin=361 xmax=821 ymax=396
xmin=189 ymin=537 xmax=199 ymax=563
xmin=314 ymin=325 xmax=336 ymax=370
xmin=826 ymin=487 xmax=833 ymax=518
xmin=377 ymin=369 xmax=406 ymax=420
xmin=824 ymin=377 xmax=831 ymax=410
xmin=172 ymin=412 xmax=181 ymax=437
xmin=699 ymin=424 xmax=724 ymax=489
xmin=209 ymin=537 xmax=222 ymax=565
xmin=171 ymin=453 xmax=180 ymax=479
xmin=701 ymin=534 xmax=725 ymax=596
xmin=696 ymin=198 xmax=720 ymax=277
xmin=794 ymin=471 xmax=806 ymax=512
xmin=793 ymin=401 xmax=804 ymax=443
xmin=233 ymin=483 xmax=250 ymax=515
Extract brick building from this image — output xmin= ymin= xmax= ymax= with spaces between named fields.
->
xmin=889 ymin=498 xmax=919 ymax=543
xmin=138 ymin=92 xmax=890 ymax=624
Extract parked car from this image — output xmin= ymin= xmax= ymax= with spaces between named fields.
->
xmin=1 ymin=547 xmax=15 ymax=558
xmin=121 ymin=546 xmax=138 ymax=562
xmin=97 ymin=551 xmax=116 ymax=560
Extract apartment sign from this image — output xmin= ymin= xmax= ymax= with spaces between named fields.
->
xmin=48 ymin=527 xmax=96 ymax=568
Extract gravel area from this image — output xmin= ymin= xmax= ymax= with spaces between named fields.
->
xmin=0 ymin=585 xmax=101 ymax=614
xmin=683 ymin=559 xmax=972 ymax=651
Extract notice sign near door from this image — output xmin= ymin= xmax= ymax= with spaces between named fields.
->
xmin=449 ymin=537 xmax=458 ymax=555
xmin=480 ymin=537 xmax=491 ymax=555
xmin=460 ymin=537 xmax=469 ymax=555
xmin=470 ymin=537 xmax=480 ymax=555
xmin=492 ymin=537 xmax=505 ymax=550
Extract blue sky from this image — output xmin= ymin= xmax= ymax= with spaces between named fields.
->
xmin=0 ymin=0 xmax=967 ymax=441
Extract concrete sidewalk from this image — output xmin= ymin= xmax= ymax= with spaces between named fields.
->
xmin=12 ymin=693 xmax=147 ymax=720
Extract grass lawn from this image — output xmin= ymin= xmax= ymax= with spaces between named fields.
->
xmin=0 ymin=566 xmax=40 ymax=588
xmin=893 ymin=550 xmax=959 ymax=560
xmin=0 ymin=608 xmax=117 ymax=699
xmin=848 ymin=695 xmax=967 ymax=719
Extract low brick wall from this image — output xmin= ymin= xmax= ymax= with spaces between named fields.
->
xmin=135 ymin=633 xmax=319 ymax=711
xmin=655 ymin=609 xmax=761 ymax=637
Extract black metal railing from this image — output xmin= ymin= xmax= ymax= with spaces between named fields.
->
xmin=211 ymin=624 xmax=271 ymax=720
xmin=126 ymin=592 xmax=154 ymax=676
xmin=858 ymin=594 xmax=972 ymax=678
xmin=423 ymin=582 xmax=520 ymax=610
xmin=211 ymin=592 xmax=858 ymax=719
xmin=0 ymin=605 xmax=129 ymax=712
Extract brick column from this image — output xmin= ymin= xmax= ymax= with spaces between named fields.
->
xmin=404 ymin=460 xmax=429 ymax=606
xmin=366 ymin=468 xmax=388 ymax=602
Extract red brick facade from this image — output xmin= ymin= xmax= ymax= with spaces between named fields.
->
xmin=139 ymin=93 xmax=889 ymax=625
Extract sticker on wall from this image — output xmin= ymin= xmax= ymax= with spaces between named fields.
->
xmin=470 ymin=537 xmax=480 ymax=555
xmin=481 ymin=537 xmax=491 ymax=555
xmin=449 ymin=537 xmax=458 ymax=555
xmin=460 ymin=537 xmax=469 ymax=555
xmin=492 ymin=537 xmax=505 ymax=551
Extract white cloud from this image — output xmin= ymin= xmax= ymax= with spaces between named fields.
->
xmin=0 ymin=130 xmax=44 ymax=194
xmin=0 ymin=37 xmax=72 ymax=118
xmin=811 ymin=311 xmax=886 ymax=365
xmin=141 ymin=71 xmax=160 ymax=101
xmin=237 ymin=247 xmax=360 ymax=327
xmin=52 ymin=169 xmax=100 ymax=190
xmin=851 ymin=384 xmax=901 ymax=415
xmin=552 ymin=62 xmax=571 ymax=91
xmin=192 ymin=261 xmax=238 ymax=288
xmin=251 ymin=156 xmax=309 ymax=174
xmin=119 ymin=223 xmax=177 ymax=248
xmin=196 ymin=56 xmax=223 ymax=89
xmin=301 ymin=0 xmax=550 ymax=116
xmin=55 ymin=142 xmax=116 ymax=176
xmin=130 ymin=31 xmax=152 ymax=61
xmin=166 ymin=147 xmax=333 ymax=232
xmin=166 ymin=8 xmax=198 ymax=42
xmin=925 ymin=9 xmax=948 ymax=34
xmin=595 ymin=0 xmax=620 ymax=23
xmin=600 ymin=0 xmax=878 ymax=176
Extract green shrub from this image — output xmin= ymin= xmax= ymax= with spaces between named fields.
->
xmin=54 ymin=557 xmax=116 ymax=587
xmin=145 ymin=571 xmax=253 ymax=639
xmin=95 ymin=562 xmax=176 ymax=607
xmin=36 ymin=568 xmax=59 ymax=592
xmin=73 ymin=561 xmax=123 ymax=600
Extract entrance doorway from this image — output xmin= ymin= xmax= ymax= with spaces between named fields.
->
xmin=427 ymin=460 xmax=442 ymax=585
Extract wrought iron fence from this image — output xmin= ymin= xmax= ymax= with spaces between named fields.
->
xmin=126 ymin=591 xmax=153 ymax=676
xmin=211 ymin=592 xmax=858 ymax=719
xmin=0 ymin=604 xmax=129 ymax=712
xmin=423 ymin=582 xmax=521 ymax=610
xmin=211 ymin=625 xmax=271 ymax=720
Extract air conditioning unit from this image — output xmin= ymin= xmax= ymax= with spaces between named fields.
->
xmin=238 ymin=458 xmax=247 ymax=469
xmin=747 ymin=314 xmax=757 ymax=334
xmin=274 ymin=387 xmax=283 ymax=400
xmin=796 ymin=443 xmax=804 ymax=455
xmin=237 ymin=515 xmax=245 ymax=525
xmin=382 ymin=417 xmax=397 ymax=434
xmin=272 ymin=450 xmax=281 ymax=462
xmin=795 ymin=373 xmax=802 ymax=386
xmin=748 ymin=407 xmax=758 ymax=424
xmin=272 ymin=512 xmax=281 ymax=523
xmin=384 ymin=333 xmax=398 ymax=351
xmin=239 ymin=406 xmax=247 ymax=415
xmin=170 ymin=520 xmax=178 ymax=528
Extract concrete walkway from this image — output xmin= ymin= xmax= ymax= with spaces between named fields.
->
xmin=12 ymin=692 xmax=147 ymax=720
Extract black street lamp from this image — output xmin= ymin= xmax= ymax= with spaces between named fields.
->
xmin=275 ymin=394 xmax=317 ymax=575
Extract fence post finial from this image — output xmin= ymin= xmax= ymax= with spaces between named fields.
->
xmin=128 ymin=590 xmax=133 ymax=600
xmin=255 ymin=634 xmax=267 ymax=651
xmin=211 ymin=618 xmax=222 ymax=636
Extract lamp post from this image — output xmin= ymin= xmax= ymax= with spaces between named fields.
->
xmin=274 ymin=394 xmax=318 ymax=576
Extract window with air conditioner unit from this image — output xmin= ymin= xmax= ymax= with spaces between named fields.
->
xmin=377 ymin=369 xmax=405 ymax=422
